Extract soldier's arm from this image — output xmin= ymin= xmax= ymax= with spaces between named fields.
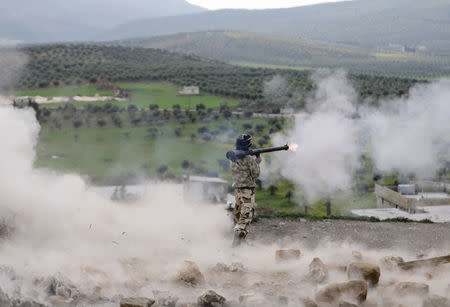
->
xmin=249 ymin=157 xmax=260 ymax=179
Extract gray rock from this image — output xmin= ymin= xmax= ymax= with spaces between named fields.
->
xmin=395 ymin=282 xmax=429 ymax=297
xmin=11 ymin=299 xmax=48 ymax=307
xmin=308 ymin=257 xmax=328 ymax=283
xmin=120 ymin=297 xmax=155 ymax=307
xmin=175 ymin=261 xmax=205 ymax=286
xmin=197 ymin=290 xmax=226 ymax=306
xmin=299 ymin=297 xmax=317 ymax=307
xmin=315 ymin=280 xmax=368 ymax=304
xmin=422 ymin=294 xmax=450 ymax=307
xmin=347 ymin=263 xmax=381 ymax=286
xmin=45 ymin=274 xmax=80 ymax=300
xmin=0 ymin=287 xmax=11 ymax=306
xmin=153 ymin=291 xmax=178 ymax=307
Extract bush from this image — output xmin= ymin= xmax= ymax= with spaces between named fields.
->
xmin=73 ymin=120 xmax=83 ymax=128
xmin=157 ymin=164 xmax=168 ymax=174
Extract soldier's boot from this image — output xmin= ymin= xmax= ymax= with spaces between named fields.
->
xmin=232 ymin=232 xmax=245 ymax=247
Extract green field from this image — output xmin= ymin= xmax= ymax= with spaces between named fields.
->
xmin=16 ymin=86 xmax=113 ymax=97
xmin=17 ymin=82 xmax=239 ymax=110
xmin=116 ymin=82 xmax=238 ymax=109
xmin=36 ymin=116 xmax=272 ymax=181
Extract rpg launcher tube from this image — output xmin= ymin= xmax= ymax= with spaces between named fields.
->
xmin=249 ymin=144 xmax=289 ymax=156
xmin=226 ymin=144 xmax=289 ymax=162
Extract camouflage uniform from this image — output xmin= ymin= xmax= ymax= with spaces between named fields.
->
xmin=231 ymin=155 xmax=260 ymax=237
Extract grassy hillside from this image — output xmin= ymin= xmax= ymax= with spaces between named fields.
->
xmin=13 ymin=44 xmax=419 ymax=109
xmin=112 ymin=31 xmax=450 ymax=78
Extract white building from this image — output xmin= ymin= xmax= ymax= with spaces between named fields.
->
xmin=179 ymin=86 xmax=200 ymax=96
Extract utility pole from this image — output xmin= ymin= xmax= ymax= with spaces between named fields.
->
xmin=326 ymin=194 xmax=331 ymax=216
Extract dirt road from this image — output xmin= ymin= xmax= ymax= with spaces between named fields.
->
xmin=249 ymin=218 xmax=450 ymax=254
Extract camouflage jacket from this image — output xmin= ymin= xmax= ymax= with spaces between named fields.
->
xmin=231 ymin=156 xmax=260 ymax=188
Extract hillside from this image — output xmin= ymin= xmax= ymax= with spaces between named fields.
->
xmin=11 ymin=44 xmax=418 ymax=106
xmin=0 ymin=0 xmax=204 ymax=42
xmin=108 ymin=0 xmax=450 ymax=56
xmin=110 ymin=31 xmax=450 ymax=78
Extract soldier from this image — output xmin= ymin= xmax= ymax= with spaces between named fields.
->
xmin=230 ymin=134 xmax=261 ymax=246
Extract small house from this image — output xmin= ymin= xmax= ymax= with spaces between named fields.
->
xmin=178 ymin=86 xmax=200 ymax=96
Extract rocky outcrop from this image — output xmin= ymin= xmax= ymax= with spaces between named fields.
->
xmin=347 ymin=263 xmax=380 ymax=286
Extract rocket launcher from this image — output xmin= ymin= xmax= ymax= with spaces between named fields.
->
xmin=226 ymin=144 xmax=289 ymax=162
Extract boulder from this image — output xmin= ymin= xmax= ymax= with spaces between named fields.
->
xmin=275 ymin=249 xmax=301 ymax=262
xmin=308 ymin=257 xmax=328 ymax=283
xmin=47 ymin=296 xmax=76 ymax=306
xmin=0 ymin=287 xmax=11 ymax=307
xmin=11 ymin=300 xmax=48 ymax=307
xmin=395 ymin=282 xmax=429 ymax=296
xmin=352 ymin=251 xmax=363 ymax=260
xmin=239 ymin=293 xmax=267 ymax=306
xmin=299 ymin=297 xmax=318 ymax=307
xmin=326 ymin=263 xmax=347 ymax=272
xmin=152 ymin=291 xmax=178 ymax=307
xmin=197 ymin=290 xmax=226 ymax=306
xmin=315 ymin=280 xmax=368 ymax=304
xmin=230 ymin=262 xmax=245 ymax=272
xmin=347 ymin=263 xmax=380 ymax=286
xmin=361 ymin=299 xmax=378 ymax=307
xmin=120 ymin=297 xmax=155 ymax=307
xmin=380 ymin=256 xmax=404 ymax=269
xmin=213 ymin=263 xmax=230 ymax=272
xmin=45 ymin=275 xmax=80 ymax=300
xmin=422 ymin=295 xmax=450 ymax=307
xmin=175 ymin=261 xmax=205 ymax=286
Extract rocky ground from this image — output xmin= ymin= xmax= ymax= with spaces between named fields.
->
xmin=1 ymin=219 xmax=449 ymax=307
xmin=249 ymin=219 xmax=450 ymax=254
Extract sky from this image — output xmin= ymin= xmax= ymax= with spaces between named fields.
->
xmin=186 ymin=0 xmax=349 ymax=10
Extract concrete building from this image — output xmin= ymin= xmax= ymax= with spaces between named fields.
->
xmin=178 ymin=86 xmax=200 ymax=96
xmin=352 ymin=181 xmax=450 ymax=222
xmin=183 ymin=175 xmax=229 ymax=203
xmin=374 ymin=181 xmax=450 ymax=213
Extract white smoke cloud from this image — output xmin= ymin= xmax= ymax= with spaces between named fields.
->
xmin=364 ymin=80 xmax=450 ymax=177
xmin=267 ymin=71 xmax=450 ymax=201
xmin=269 ymin=70 xmax=360 ymax=201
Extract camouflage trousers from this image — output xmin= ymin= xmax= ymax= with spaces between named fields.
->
xmin=233 ymin=188 xmax=255 ymax=237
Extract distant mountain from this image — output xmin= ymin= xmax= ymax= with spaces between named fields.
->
xmin=110 ymin=31 xmax=372 ymax=65
xmin=0 ymin=0 xmax=205 ymax=42
xmin=108 ymin=0 xmax=450 ymax=56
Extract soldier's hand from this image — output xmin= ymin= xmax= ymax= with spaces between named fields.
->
xmin=255 ymin=156 xmax=262 ymax=164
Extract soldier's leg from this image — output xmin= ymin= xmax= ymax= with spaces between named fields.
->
xmin=233 ymin=189 xmax=255 ymax=238
xmin=233 ymin=189 xmax=242 ymax=224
